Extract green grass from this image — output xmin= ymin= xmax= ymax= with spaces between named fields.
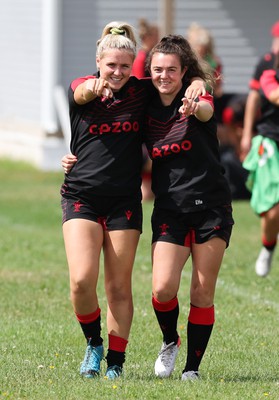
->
xmin=1 ymin=159 xmax=279 ymax=399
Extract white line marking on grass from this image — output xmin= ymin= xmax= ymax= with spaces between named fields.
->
xmin=217 ymin=278 xmax=279 ymax=313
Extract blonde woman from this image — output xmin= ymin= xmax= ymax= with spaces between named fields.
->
xmin=61 ymin=21 xmax=205 ymax=380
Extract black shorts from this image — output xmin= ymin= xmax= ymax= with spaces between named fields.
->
xmin=61 ymin=191 xmax=143 ymax=232
xmin=151 ymin=205 xmax=234 ymax=248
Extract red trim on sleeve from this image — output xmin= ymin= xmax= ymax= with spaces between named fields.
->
xmin=271 ymin=21 xmax=279 ymax=37
xmin=260 ymin=70 xmax=279 ymax=97
xmin=188 ymin=304 xmax=215 ymax=325
xmin=199 ymin=93 xmax=214 ymax=109
xmin=71 ymin=75 xmax=96 ymax=91
xmin=249 ymin=78 xmax=260 ymax=91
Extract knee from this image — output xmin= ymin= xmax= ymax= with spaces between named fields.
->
xmin=107 ymin=282 xmax=132 ymax=303
xmin=190 ymin=284 xmax=214 ymax=308
xmin=70 ymin=277 xmax=90 ymax=297
xmin=152 ymin=285 xmax=177 ymax=303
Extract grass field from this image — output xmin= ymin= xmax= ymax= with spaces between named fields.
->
xmin=1 ymin=159 xmax=279 ymax=400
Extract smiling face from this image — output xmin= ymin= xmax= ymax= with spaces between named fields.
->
xmin=96 ymin=49 xmax=134 ymax=92
xmin=150 ymin=52 xmax=187 ymax=104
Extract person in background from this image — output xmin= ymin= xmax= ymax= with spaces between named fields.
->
xmin=132 ymin=18 xmax=159 ymax=78
xmin=132 ymin=18 xmax=159 ymax=201
xmin=241 ymin=20 xmax=279 ymax=277
xmin=144 ymin=35 xmax=234 ymax=381
xmin=241 ymin=20 xmax=279 ymax=160
xmin=61 ymin=22 xmax=205 ymax=380
xmin=217 ymin=94 xmax=251 ymax=200
xmin=242 ymin=53 xmax=279 ymax=277
xmin=186 ymin=22 xmax=223 ymax=98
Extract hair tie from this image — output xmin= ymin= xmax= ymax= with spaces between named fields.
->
xmin=110 ymin=27 xmax=126 ymax=36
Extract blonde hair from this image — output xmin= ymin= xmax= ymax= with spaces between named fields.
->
xmin=96 ymin=21 xmax=137 ymax=59
xmin=186 ymin=22 xmax=220 ymax=93
xmin=186 ymin=22 xmax=215 ymax=57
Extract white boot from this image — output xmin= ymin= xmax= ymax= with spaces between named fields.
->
xmin=255 ymin=247 xmax=274 ymax=277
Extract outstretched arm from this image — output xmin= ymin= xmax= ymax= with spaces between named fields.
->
xmin=74 ymin=78 xmax=113 ymax=105
xmin=179 ymin=96 xmax=213 ymax=122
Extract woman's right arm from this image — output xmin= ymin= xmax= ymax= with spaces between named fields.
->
xmin=74 ymin=78 xmax=113 ymax=105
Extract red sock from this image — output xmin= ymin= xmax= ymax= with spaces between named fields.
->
xmin=108 ymin=334 xmax=128 ymax=352
xmin=188 ymin=304 xmax=215 ymax=325
xmin=75 ymin=307 xmax=101 ymax=324
xmin=152 ymin=295 xmax=178 ymax=311
xmin=262 ymin=236 xmax=277 ymax=250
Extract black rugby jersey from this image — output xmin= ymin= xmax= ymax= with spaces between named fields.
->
xmin=257 ymin=70 xmax=279 ymax=142
xmin=249 ymin=52 xmax=276 ymax=91
xmin=64 ymin=75 xmax=150 ymax=197
xmin=144 ymin=86 xmax=232 ymax=212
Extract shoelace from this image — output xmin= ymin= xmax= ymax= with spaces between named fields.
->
xmin=85 ymin=346 xmax=102 ymax=370
xmin=158 ymin=342 xmax=176 ymax=366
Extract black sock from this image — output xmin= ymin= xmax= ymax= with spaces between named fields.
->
xmin=106 ymin=349 xmax=125 ymax=368
xmin=184 ymin=321 xmax=213 ymax=372
xmin=262 ymin=237 xmax=277 ymax=251
xmin=154 ymin=303 xmax=179 ymax=345
xmin=264 ymin=243 xmax=276 ymax=251
xmin=79 ymin=315 xmax=103 ymax=347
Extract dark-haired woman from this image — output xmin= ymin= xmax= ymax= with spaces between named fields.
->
xmin=144 ymin=35 xmax=234 ymax=381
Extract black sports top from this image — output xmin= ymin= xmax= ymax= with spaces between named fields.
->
xmin=144 ymin=85 xmax=232 ymax=212
xmin=64 ymin=75 xmax=149 ymax=197
xmin=257 ymin=70 xmax=279 ymax=142
xmin=249 ymin=52 xmax=276 ymax=91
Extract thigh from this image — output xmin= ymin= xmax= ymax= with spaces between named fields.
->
xmin=63 ymin=218 xmax=103 ymax=283
xmin=190 ymin=237 xmax=226 ymax=306
xmin=103 ymin=229 xmax=140 ymax=290
xmin=152 ymin=241 xmax=191 ymax=301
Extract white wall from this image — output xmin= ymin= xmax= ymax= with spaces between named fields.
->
xmin=0 ymin=0 xmax=278 ymax=169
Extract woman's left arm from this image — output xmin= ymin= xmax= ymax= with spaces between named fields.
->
xmin=179 ymin=95 xmax=213 ymax=122
xmin=194 ymin=100 xmax=214 ymax=121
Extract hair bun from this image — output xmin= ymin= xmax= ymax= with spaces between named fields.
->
xmin=110 ymin=27 xmax=125 ymax=35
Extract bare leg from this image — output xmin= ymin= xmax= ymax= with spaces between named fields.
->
xmin=104 ymin=229 xmax=140 ymax=340
xmin=63 ymin=218 xmax=103 ymax=314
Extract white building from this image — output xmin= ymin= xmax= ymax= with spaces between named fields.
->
xmin=0 ymin=0 xmax=277 ymax=169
